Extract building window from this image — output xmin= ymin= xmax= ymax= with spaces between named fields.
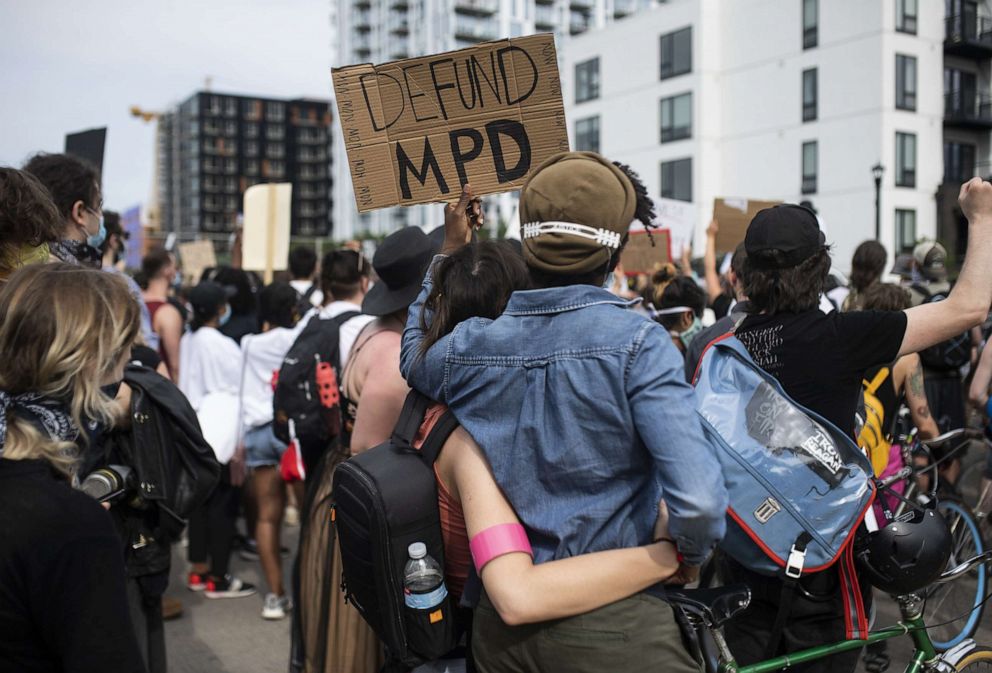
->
xmin=660 ymin=93 xmax=692 ymax=143
xmin=266 ymin=102 xmax=285 ymax=122
xmin=575 ymin=116 xmax=600 ymax=153
xmin=803 ymin=0 xmax=817 ymax=49
xmin=575 ymin=58 xmax=600 ymax=103
xmin=660 ymin=26 xmax=692 ymax=80
xmin=944 ymin=142 xmax=976 ymax=183
xmin=895 ymin=132 xmax=916 ymax=187
xmin=895 ymin=209 xmax=917 ymax=252
xmin=802 ymin=68 xmax=818 ymax=121
xmin=896 ymin=0 xmax=917 ymax=35
xmin=802 ymin=141 xmax=817 ymax=194
xmin=660 ymin=158 xmax=692 ymax=202
xmin=896 ymin=54 xmax=917 ymax=111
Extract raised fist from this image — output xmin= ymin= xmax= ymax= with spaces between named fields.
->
xmin=959 ymin=177 xmax=992 ymax=224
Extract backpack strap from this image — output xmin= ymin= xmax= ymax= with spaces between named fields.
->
xmin=391 ymin=390 xmax=433 ymax=448
xmin=419 ymin=409 xmax=460 ymax=466
xmin=763 ymin=531 xmax=812 ymax=660
xmin=910 ymin=283 xmax=932 ymax=302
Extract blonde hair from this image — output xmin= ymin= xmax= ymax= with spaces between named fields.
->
xmin=651 ymin=263 xmax=680 ymax=306
xmin=0 ymin=264 xmax=140 ymax=475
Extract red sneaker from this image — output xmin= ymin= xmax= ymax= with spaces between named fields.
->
xmin=187 ymin=571 xmax=206 ymax=592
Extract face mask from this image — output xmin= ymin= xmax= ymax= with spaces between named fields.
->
xmin=219 ymin=305 xmax=232 ymax=327
xmin=86 ymin=215 xmax=106 ymax=250
xmin=679 ymin=316 xmax=704 ymax=349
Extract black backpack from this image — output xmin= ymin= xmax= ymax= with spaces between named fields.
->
xmin=332 ymin=391 xmax=462 ymax=668
xmin=116 ymin=364 xmax=221 ymax=538
xmin=295 ymin=284 xmax=318 ymax=320
xmin=912 ymin=284 xmax=971 ymax=371
xmin=272 ymin=310 xmax=361 ymax=455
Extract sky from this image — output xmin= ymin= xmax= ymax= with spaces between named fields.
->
xmin=0 ymin=0 xmax=333 ymax=212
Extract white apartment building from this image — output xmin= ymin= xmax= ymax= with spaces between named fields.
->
xmin=563 ymin=0 xmax=990 ymax=270
xmin=329 ymin=0 xmax=663 ymax=239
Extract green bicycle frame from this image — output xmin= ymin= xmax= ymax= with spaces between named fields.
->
xmin=720 ymin=616 xmax=938 ymax=673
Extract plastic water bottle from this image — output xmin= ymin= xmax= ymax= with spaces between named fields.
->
xmin=403 ymin=542 xmax=447 ymax=610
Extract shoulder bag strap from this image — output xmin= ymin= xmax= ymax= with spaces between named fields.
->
xmin=390 ymin=390 xmax=432 ymax=448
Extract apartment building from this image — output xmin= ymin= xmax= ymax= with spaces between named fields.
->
xmin=329 ymin=0 xmax=666 ymax=239
xmin=563 ymin=0 xmax=980 ymax=269
xmin=158 ymin=91 xmax=333 ymax=237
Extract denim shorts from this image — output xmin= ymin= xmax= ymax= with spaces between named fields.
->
xmin=244 ymin=423 xmax=287 ymax=468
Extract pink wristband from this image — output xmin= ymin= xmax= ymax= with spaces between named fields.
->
xmin=470 ymin=523 xmax=533 ymax=574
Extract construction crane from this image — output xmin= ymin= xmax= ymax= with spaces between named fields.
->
xmin=129 ymin=105 xmax=163 ymax=123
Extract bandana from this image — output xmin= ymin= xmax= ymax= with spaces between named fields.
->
xmin=49 ymin=239 xmax=101 ymax=269
xmin=0 ymin=391 xmax=77 ymax=455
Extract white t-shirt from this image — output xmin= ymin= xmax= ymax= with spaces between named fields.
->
xmin=315 ymin=300 xmax=375 ymax=368
xmin=239 ymin=326 xmax=301 ymax=430
xmin=178 ymin=326 xmax=242 ymax=410
xmin=290 ymin=279 xmax=324 ymax=309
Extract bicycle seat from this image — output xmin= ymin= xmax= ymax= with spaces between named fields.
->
xmin=665 ymin=584 xmax=751 ymax=628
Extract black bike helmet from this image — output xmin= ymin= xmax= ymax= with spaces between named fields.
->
xmin=858 ymin=508 xmax=952 ymax=595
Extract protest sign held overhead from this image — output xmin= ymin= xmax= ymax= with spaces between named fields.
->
xmin=713 ymin=197 xmax=782 ymax=255
xmin=620 ymin=227 xmax=672 ymax=275
xmin=333 ymin=34 xmax=570 ymax=212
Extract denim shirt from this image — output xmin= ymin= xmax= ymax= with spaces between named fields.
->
xmin=400 ymin=257 xmax=727 ymax=565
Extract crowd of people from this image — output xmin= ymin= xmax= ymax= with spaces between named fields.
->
xmin=1 ymin=147 xmax=992 ymax=673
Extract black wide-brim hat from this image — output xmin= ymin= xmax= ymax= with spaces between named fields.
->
xmin=362 ymin=226 xmax=434 ymax=317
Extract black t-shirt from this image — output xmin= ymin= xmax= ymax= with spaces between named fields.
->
xmin=0 ymin=459 xmax=145 ymax=673
xmin=736 ymin=309 xmax=908 ymax=436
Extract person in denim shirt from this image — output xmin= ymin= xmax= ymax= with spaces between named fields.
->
xmin=400 ymin=152 xmax=727 ymax=670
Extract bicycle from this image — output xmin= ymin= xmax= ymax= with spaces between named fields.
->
xmin=876 ymin=428 xmax=989 ymax=650
xmin=667 ymin=550 xmax=992 ymax=673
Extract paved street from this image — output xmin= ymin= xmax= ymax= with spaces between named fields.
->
xmin=165 ymin=523 xmax=299 ymax=673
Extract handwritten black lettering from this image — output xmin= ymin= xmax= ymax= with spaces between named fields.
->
xmin=471 ymin=52 xmax=502 ymax=108
xmin=429 ymin=58 xmax=455 ymax=120
xmin=360 ymin=72 xmax=403 ymax=131
xmin=449 ymin=128 xmax=484 ymax=187
xmin=497 ymin=46 xmax=538 ymax=105
xmin=402 ymin=63 xmax=438 ymax=123
xmin=396 ymin=138 xmax=449 ymax=199
xmin=486 ymin=119 xmax=531 ymax=183
xmin=454 ymin=59 xmax=478 ymax=110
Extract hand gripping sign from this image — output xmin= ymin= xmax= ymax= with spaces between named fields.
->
xmin=332 ymin=34 xmax=570 ymax=212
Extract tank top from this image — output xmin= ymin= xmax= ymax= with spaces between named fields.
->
xmin=338 ymin=322 xmax=400 ymax=452
xmin=413 ymin=403 xmax=470 ymax=603
xmin=145 ymin=300 xmax=174 ymax=376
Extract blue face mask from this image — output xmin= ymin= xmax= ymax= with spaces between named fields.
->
xmin=86 ymin=215 xmax=106 ymax=250
xmin=219 ymin=304 xmax=232 ymax=327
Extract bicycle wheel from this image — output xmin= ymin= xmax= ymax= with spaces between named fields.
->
xmin=942 ymin=645 xmax=992 ymax=671
xmin=924 ymin=498 xmax=987 ymax=651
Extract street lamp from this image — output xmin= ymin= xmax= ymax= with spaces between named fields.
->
xmin=872 ymin=163 xmax=885 ymax=242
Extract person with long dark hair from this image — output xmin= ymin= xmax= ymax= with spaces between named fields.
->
xmin=843 ymin=240 xmax=888 ymax=310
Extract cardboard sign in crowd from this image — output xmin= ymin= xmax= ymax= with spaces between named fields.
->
xmin=333 ymin=34 xmax=570 ymax=212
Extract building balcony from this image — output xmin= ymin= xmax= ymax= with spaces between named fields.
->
xmin=389 ymin=16 xmax=410 ymax=35
xmin=455 ymin=0 xmax=499 ymax=17
xmin=570 ymin=0 xmax=594 ymax=10
xmin=569 ymin=18 xmax=589 ymax=35
xmin=945 ymin=90 xmax=992 ymax=129
xmin=391 ymin=0 xmax=409 ymax=9
xmin=454 ymin=18 xmax=498 ymax=42
xmin=945 ymin=14 xmax=992 ymax=58
xmin=353 ymin=0 xmax=371 ymax=8
xmin=534 ymin=5 xmax=556 ymax=28
xmin=613 ymin=0 xmax=637 ymax=18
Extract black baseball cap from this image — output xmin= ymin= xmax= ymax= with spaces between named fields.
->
xmin=188 ymin=281 xmax=235 ymax=315
xmin=744 ymin=204 xmax=826 ymax=270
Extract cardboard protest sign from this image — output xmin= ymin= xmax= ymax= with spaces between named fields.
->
xmin=333 ymin=34 xmax=570 ymax=212
xmin=178 ymin=240 xmax=216 ymax=286
xmin=620 ymin=228 xmax=672 ymax=275
xmin=242 ymin=183 xmax=292 ymax=283
xmin=713 ymin=197 xmax=781 ymax=255
xmin=65 ymin=127 xmax=107 ymax=174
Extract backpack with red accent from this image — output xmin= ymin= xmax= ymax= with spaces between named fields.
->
xmin=272 ymin=311 xmax=361 ymax=459
xmin=693 ymin=335 xmax=875 ymax=640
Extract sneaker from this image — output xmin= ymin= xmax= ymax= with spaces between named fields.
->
xmin=261 ymin=592 xmax=293 ymax=620
xmin=187 ymin=571 xmax=206 ymax=592
xmin=238 ymin=538 xmax=260 ymax=561
xmin=204 ymin=575 xmax=256 ymax=599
